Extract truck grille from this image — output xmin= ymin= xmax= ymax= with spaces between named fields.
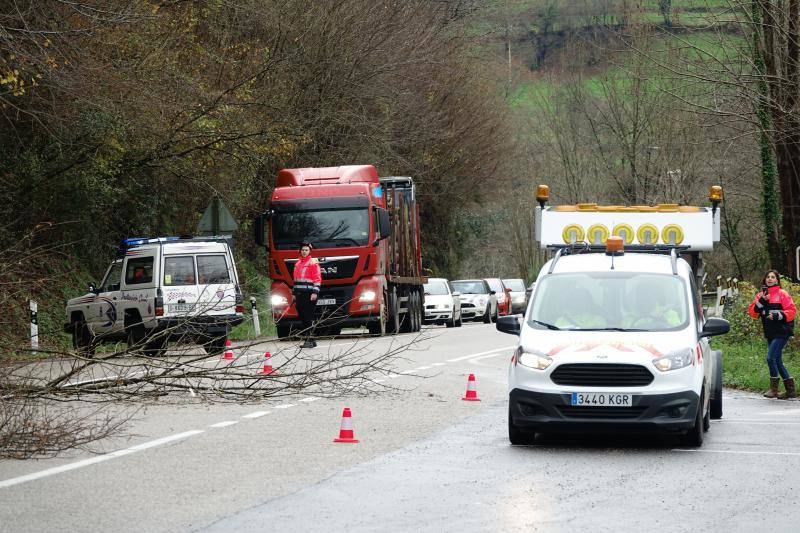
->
xmin=286 ymin=256 xmax=359 ymax=280
xmin=556 ymin=405 xmax=647 ymax=419
xmin=550 ymin=364 xmax=654 ymax=387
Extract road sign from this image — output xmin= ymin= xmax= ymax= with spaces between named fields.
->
xmin=198 ymin=197 xmax=238 ymax=235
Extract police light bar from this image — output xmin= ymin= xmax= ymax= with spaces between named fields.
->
xmin=123 ymin=236 xmax=182 ymax=247
xmin=535 ymin=201 xmax=721 ymax=252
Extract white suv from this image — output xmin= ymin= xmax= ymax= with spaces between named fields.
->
xmin=65 ymin=236 xmax=244 ymax=356
xmin=497 ymin=248 xmax=729 ymax=447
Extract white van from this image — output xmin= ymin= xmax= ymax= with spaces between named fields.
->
xmin=497 ymin=187 xmax=729 ymax=446
xmin=65 ymin=236 xmax=244 ymax=356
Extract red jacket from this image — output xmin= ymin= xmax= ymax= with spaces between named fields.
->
xmin=293 ymin=256 xmax=321 ymax=294
xmin=748 ymin=285 xmax=796 ymax=339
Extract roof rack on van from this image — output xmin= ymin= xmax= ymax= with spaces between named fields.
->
xmin=546 ymin=243 xmax=691 ymax=274
xmin=121 ymin=235 xmax=234 ymax=250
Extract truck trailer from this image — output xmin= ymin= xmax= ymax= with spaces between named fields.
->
xmin=254 ymin=165 xmax=426 ymax=337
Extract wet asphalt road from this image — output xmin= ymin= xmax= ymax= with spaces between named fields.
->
xmin=1 ymin=321 xmax=799 ymax=532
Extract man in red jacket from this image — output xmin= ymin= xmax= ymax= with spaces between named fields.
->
xmin=293 ymin=242 xmax=322 ymax=348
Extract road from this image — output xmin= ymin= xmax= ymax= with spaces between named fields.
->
xmin=1 ymin=321 xmax=799 ymax=532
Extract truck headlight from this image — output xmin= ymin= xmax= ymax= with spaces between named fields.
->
xmin=653 ymin=348 xmax=694 ymax=372
xmin=271 ymin=295 xmax=289 ymax=307
xmin=515 ymin=347 xmax=553 ymax=370
xmin=358 ymin=290 xmax=376 ymax=302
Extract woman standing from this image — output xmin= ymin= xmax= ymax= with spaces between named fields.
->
xmin=293 ymin=242 xmax=322 ymax=348
xmin=748 ymin=270 xmax=797 ymax=399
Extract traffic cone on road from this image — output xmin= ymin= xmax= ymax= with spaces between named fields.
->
xmin=259 ymin=351 xmax=274 ymax=375
xmin=222 ymin=339 xmax=234 ymax=360
xmin=333 ymin=407 xmax=360 ymax=443
xmin=461 ymin=373 xmax=481 ymax=401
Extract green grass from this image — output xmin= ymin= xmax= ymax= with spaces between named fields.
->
xmin=713 ymin=338 xmax=800 ymax=391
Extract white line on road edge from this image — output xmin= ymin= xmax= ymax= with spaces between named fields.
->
xmin=431 ymin=363 xmax=446 ymax=367
xmin=273 ymin=404 xmax=295 ymax=409
xmin=210 ymin=421 xmax=238 ymax=428
xmin=241 ymin=411 xmax=270 ymax=419
xmin=713 ymin=420 xmax=800 ymax=425
xmin=0 ymin=430 xmax=204 ymax=489
xmin=299 ymin=397 xmax=320 ymax=402
xmin=416 ymin=366 xmax=432 ymax=370
xmin=672 ymin=448 xmax=800 ymax=457
xmin=760 ymin=409 xmax=800 ymax=416
xmin=446 ymin=346 xmax=515 ymax=363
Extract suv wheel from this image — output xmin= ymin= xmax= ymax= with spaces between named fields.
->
xmin=72 ymin=320 xmax=96 ymax=358
xmin=126 ymin=323 xmax=146 ymax=353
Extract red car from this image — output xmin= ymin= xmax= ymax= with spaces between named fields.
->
xmin=484 ymin=278 xmax=511 ymax=317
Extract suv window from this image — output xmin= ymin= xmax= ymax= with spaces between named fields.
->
xmin=197 ymin=255 xmax=230 ymax=284
xmin=100 ymin=261 xmax=123 ymax=292
xmin=125 ymin=257 xmax=154 ymax=285
xmin=164 ymin=256 xmax=196 ymax=286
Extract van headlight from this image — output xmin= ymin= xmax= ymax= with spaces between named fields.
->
xmin=653 ymin=348 xmax=694 ymax=372
xmin=271 ymin=295 xmax=289 ymax=307
xmin=515 ymin=347 xmax=553 ymax=370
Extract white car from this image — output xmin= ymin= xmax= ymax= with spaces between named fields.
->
xmin=450 ymin=279 xmax=497 ymax=323
xmin=423 ymin=278 xmax=462 ymax=328
xmin=497 ymin=249 xmax=729 ymax=447
xmin=65 ymin=236 xmax=244 ymax=357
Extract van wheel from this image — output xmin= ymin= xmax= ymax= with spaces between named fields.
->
xmin=203 ymin=335 xmax=227 ymax=355
xmin=508 ymin=403 xmax=535 ymax=445
xmin=710 ymin=350 xmax=723 ymax=419
xmin=72 ymin=321 xmax=96 ymax=358
xmin=680 ymin=395 xmax=705 ymax=447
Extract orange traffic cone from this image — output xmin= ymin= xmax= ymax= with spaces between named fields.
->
xmin=222 ymin=339 xmax=234 ymax=360
xmin=333 ymin=407 xmax=360 ymax=443
xmin=259 ymin=351 xmax=274 ymax=375
xmin=462 ymin=373 xmax=481 ymax=401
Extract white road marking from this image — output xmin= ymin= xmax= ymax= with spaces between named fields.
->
xmin=0 ymin=430 xmax=204 ymax=489
xmin=446 ymin=346 xmax=515 ymax=362
xmin=416 ymin=366 xmax=432 ymax=370
xmin=761 ymin=409 xmax=800 ymax=416
xmin=401 ymin=370 xmax=416 ymax=374
xmin=431 ymin=363 xmax=446 ymax=367
xmin=673 ymin=448 xmax=800 ymax=457
xmin=241 ymin=411 xmax=270 ymax=419
xmin=713 ymin=420 xmax=800 ymax=425
xmin=299 ymin=397 xmax=320 ymax=402
xmin=273 ymin=404 xmax=295 ymax=409
xmin=210 ymin=421 xmax=238 ymax=428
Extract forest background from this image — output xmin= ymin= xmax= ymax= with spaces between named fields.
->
xmin=0 ymin=0 xmax=795 ymax=349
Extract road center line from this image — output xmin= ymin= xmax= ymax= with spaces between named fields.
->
xmin=299 ymin=397 xmax=320 ymax=402
xmin=273 ymin=404 xmax=295 ymax=409
xmin=672 ymin=448 xmax=800 ymax=457
xmin=446 ymin=346 xmax=515 ymax=362
xmin=210 ymin=421 xmax=238 ymax=428
xmin=0 ymin=430 xmax=204 ymax=489
xmin=241 ymin=411 xmax=270 ymax=419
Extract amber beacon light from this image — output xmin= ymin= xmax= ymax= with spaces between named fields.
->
xmin=605 ymin=235 xmax=624 ymax=255
xmin=708 ymin=185 xmax=723 ymax=216
xmin=536 ymin=185 xmax=550 ymax=208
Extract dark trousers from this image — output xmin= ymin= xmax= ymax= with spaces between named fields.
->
xmin=766 ymin=337 xmax=790 ymax=379
xmin=295 ymin=292 xmax=316 ymax=337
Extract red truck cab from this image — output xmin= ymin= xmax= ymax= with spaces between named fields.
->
xmin=255 ymin=165 xmax=425 ymax=338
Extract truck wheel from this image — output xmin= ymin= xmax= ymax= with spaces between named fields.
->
xmin=412 ymin=291 xmax=422 ymax=332
xmin=72 ymin=320 xmax=96 ymax=358
xmin=367 ymin=294 xmax=387 ymax=336
xmin=508 ymin=403 xmax=535 ymax=445
xmin=710 ymin=350 xmax=723 ymax=419
xmin=386 ymin=288 xmax=400 ymax=334
xmin=399 ymin=290 xmax=412 ymax=333
xmin=680 ymin=394 xmax=705 ymax=447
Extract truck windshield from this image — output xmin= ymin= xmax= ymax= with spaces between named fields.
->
xmin=528 ymin=272 xmax=689 ymax=332
xmin=272 ymin=208 xmax=370 ymax=250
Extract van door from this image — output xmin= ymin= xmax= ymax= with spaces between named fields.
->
xmin=87 ymin=260 xmax=123 ymax=336
xmin=162 ymin=255 xmax=201 ymax=317
xmin=196 ymin=254 xmax=236 ymax=316
xmin=121 ymin=255 xmax=156 ymax=331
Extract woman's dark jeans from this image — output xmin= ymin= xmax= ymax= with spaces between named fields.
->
xmin=295 ymin=292 xmax=316 ymax=338
xmin=767 ymin=337 xmax=790 ymax=379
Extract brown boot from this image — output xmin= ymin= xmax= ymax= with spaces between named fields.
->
xmin=778 ymin=377 xmax=797 ymax=399
xmin=764 ymin=377 xmax=781 ymax=398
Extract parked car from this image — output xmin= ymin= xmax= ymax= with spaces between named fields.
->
xmin=64 ymin=236 xmax=244 ymax=357
xmin=502 ymin=278 xmax=528 ymax=314
xmin=526 ymin=282 xmax=535 ymax=304
xmin=451 ymin=279 xmax=497 ymax=323
xmin=484 ymin=278 xmax=511 ymax=317
xmin=423 ymin=278 xmax=462 ymax=328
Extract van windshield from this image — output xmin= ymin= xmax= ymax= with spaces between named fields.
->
xmin=528 ymin=272 xmax=689 ymax=331
xmin=272 ymin=208 xmax=369 ymax=249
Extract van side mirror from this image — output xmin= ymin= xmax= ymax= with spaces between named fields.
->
xmin=377 ymin=208 xmax=390 ymax=240
xmin=497 ymin=315 xmax=521 ymax=336
xmin=700 ymin=317 xmax=730 ymax=339
xmin=254 ymin=212 xmax=271 ymax=248
xmin=88 ymin=282 xmax=98 ymax=294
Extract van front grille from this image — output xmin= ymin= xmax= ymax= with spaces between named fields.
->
xmin=550 ymin=363 xmax=654 ymax=387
